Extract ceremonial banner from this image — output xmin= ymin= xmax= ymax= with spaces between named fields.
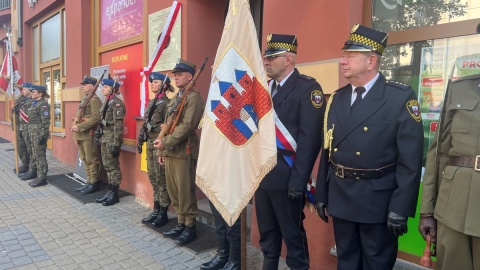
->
xmin=0 ymin=40 xmax=23 ymax=98
xmin=140 ymin=1 xmax=181 ymax=117
xmin=196 ymin=0 xmax=277 ymax=226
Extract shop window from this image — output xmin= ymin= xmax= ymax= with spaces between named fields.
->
xmin=372 ymin=0 xmax=479 ymax=32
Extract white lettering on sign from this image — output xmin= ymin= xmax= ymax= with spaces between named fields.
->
xmin=106 ymin=0 xmax=137 ymax=20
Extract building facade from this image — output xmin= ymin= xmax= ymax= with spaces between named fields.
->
xmin=0 ymin=0 xmax=479 ymax=269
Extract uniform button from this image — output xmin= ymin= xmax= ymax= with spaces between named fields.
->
xmin=356 ymin=152 xmax=361 ymax=156
xmin=363 ymin=127 xmax=368 ymax=131
xmin=442 ymin=171 xmax=445 ymax=175
xmin=356 ymin=177 xmax=360 ymax=180
xmin=334 ymin=148 xmax=338 ymax=152
xmin=457 ymin=104 xmax=461 ymax=108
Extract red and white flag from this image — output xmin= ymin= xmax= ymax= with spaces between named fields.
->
xmin=196 ymin=0 xmax=277 ymax=226
xmin=0 ymin=40 xmax=23 ymax=98
xmin=139 ymin=1 xmax=180 ymax=117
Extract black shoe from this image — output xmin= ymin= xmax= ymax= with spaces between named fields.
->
xmin=142 ymin=201 xmax=160 ymax=224
xmin=75 ymin=185 xmax=88 ymax=192
xmin=30 ymin=178 xmax=48 ymax=187
xmin=151 ymin=207 xmax=169 ymax=228
xmin=96 ymin=191 xmax=112 ymax=203
xmin=103 ymin=185 xmax=119 ymax=206
xmin=163 ymin=223 xmax=185 ymax=237
xmin=220 ymin=259 xmax=240 ymax=270
xmin=14 ymin=165 xmax=29 ymax=174
xmin=79 ymin=183 xmax=99 ymax=195
xmin=20 ymin=171 xmax=37 ymax=180
xmin=201 ymin=250 xmax=229 ymax=270
xmin=174 ymin=225 xmax=196 ymax=245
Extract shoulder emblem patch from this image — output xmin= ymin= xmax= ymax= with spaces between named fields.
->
xmin=43 ymin=111 xmax=49 ymax=116
xmin=311 ymin=90 xmax=323 ymax=108
xmin=116 ymin=111 xmax=122 ymax=116
xmin=115 ymin=103 xmax=121 ymax=107
xmin=406 ymin=100 xmax=421 ymax=122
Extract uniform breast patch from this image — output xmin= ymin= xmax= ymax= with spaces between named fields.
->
xmin=406 ymin=100 xmax=421 ymax=122
xmin=311 ymin=90 xmax=323 ymax=108
xmin=115 ymin=103 xmax=121 ymax=107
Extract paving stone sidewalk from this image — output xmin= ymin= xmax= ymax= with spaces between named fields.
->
xmin=0 ymin=142 xmax=290 ymax=270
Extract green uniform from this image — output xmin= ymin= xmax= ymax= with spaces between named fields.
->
xmin=12 ymin=96 xmax=32 ymax=169
xmin=144 ymin=93 xmax=171 ymax=207
xmin=27 ymin=99 xmax=50 ymax=179
xmin=100 ymin=96 xmax=125 ymax=186
xmin=73 ymin=95 xmax=102 ymax=184
xmin=421 ymin=73 xmax=480 ymax=270
xmin=161 ymin=90 xmax=203 ymax=227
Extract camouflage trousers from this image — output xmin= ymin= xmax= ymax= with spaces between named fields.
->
xmin=29 ymin=133 xmax=48 ymax=179
xmin=15 ymin=127 xmax=31 ymax=168
xmin=146 ymin=138 xmax=170 ymax=207
xmin=77 ymin=139 xmax=101 ymax=184
xmin=101 ymin=142 xmax=122 ymax=186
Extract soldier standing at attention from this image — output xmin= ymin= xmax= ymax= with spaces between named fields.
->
xmin=315 ymin=24 xmax=423 ymax=270
xmin=138 ymin=72 xmax=173 ymax=227
xmin=154 ymin=59 xmax=204 ymax=246
xmin=255 ymin=34 xmax=325 ymax=270
xmin=28 ymin=85 xmax=51 ymax=188
xmin=13 ymin=83 xmax=33 ymax=175
xmin=419 ymin=73 xmax=480 ymax=269
xmin=71 ymin=76 xmax=102 ymax=194
xmin=95 ymin=78 xmax=125 ymax=206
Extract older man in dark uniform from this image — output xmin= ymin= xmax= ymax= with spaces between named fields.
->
xmin=315 ymin=24 xmax=423 ymax=270
xmin=255 ymin=34 xmax=325 ymax=270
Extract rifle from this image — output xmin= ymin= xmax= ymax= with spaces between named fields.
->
xmin=73 ymin=70 xmax=107 ymax=125
xmin=94 ymin=76 xmax=118 ymax=146
xmin=157 ymin=57 xmax=208 ymax=143
xmin=137 ymin=79 xmax=167 ymax=153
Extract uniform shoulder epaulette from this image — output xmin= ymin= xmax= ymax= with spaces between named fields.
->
xmin=451 ymin=73 xmax=480 ymax=84
xmin=386 ymin=80 xmax=409 ymax=91
xmin=299 ymin=74 xmax=314 ymax=82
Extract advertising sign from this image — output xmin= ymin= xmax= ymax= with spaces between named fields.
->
xmin=100 ymin=43 xmax=143 ymax=141
xmin=100 ymin=0 xmax=143 ymax=46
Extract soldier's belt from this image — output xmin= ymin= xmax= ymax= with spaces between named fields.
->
xmin=332 ymin=162 xmax=396 ymax=179
xmin=448 ymin=156 xmax=480 ymax=171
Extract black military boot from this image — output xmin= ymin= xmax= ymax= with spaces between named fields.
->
xmin=29 ymin=178 xmax=48 ymax=188
xmin=262 ymin=257 xmax=279 ymax=270
xmin=80 ymin=182 xmax=99 ymax=195
xmin=174 ymin=225 xmax=196 ymax=245
xmin=103 ymin=185 xmax=119 ymax=206
xmin=201 ymin=239 xmax=229 ymax=270
xmin=14 ymin=165 xmax=29 ymax=174
xmin=142 ymin=201 xmax=160 ymax=223
xmin=151 ymin=206 xmax=169 ymax=227
xmin=96 ymin=184 xmax=112 ymax=203
xmin=20 ymin=171 xmax=37 ymax=180
xmin=220 ymin=241 xmax=240 ymax=270
xmin=163 ymin=223 xmax=185 ymax=238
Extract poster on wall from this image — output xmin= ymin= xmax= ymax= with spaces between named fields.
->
xmin=101 ymin=0 xmax=143 ymax=46
xmin=148 ymin=7 xmax=181 ymax=71
xmin=100 ymin=43 xmax=143 ymax=141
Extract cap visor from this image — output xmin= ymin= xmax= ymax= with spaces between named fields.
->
xmin=263 ymin=50 xmax=288 ymax=57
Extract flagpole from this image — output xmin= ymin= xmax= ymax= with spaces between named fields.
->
xmin=4 ymin=24 xmax=20 ymax=174
xmin=241 ymin=208 xmax=246 ymax=270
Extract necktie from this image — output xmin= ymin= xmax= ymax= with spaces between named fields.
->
xmin=351 ymin=86 xmax=366 ymax=112
xmin=272 ymin=82 xmax=278 ymax=97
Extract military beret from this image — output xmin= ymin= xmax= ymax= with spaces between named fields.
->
xmin=102 ymin=79 xmax=121 ymax=89
xmin=22 ymin=82 xmax=33 ymax=90
xmin=149 ymin=72 xmax=171 ymax=84
xmin=172 ymin=59 xmax=196 ymax=76
xmin=80 ymin=76 xmax=98 ymax=85
xmin=342 ymin=24 xmax=388 ymax=56
xmin=264 ymin=33 xmax=298 ymax=57
xmin=31 ymin=85 xmax=50 ymax=98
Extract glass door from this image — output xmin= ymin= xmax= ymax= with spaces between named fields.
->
xmin=40 ymin=65 xmax=62 ymax=149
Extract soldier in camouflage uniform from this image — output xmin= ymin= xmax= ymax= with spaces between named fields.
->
xmin=95 ymin=78 xmax=126 ymax=206
xmin=139 ymin=72 xmax=173 ymax=227
xmin=12 ymin=83 xmax=33 ymax=174
xmin=71 ymin=76 xmax=102 ymax=195
xmin=28 ymin=85 xmax=51 ymax=187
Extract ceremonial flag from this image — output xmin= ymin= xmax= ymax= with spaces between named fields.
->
xmin=196 ymin=0 xmax=277 ymax=226
xmin=0 ymin=40 xmax=22 ymax=98
xmin=139 ymin=1 xmax=180 ymax=117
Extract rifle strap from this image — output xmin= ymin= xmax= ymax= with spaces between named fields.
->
xmin=101 ymin=95 xmax=113 ymax=123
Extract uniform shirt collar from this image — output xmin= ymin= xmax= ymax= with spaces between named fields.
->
xmin=351 ymin=72 xmax=380 ymax=96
